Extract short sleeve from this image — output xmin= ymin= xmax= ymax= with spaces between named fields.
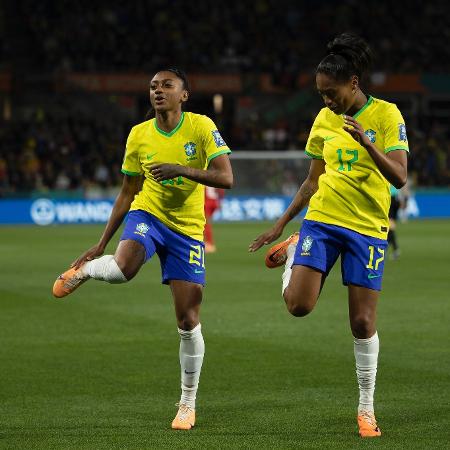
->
xmin=199 ymin=116 xmax=231 ymax=164
xmin=121 ymin=127 xmax=143 ymax=176
xmin=305 ymin=113 xmax=324 ymax=159
xmin=383 ymin=105 xmax=409 ymax=154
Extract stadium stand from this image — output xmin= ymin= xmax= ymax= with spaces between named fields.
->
xmin=1 ymin=0 xmax=450 ymax=195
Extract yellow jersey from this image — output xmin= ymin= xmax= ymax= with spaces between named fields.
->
xmin=305 ymin=96 xmax=408 ymax=239
xmin=121 ymin=112 xmax=231 ymax=240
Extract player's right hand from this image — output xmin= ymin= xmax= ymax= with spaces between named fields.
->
xmin=71 ymin=244 xmax=105 ymax=269
xmin=249 ymin=226 xmax=283 ymax=253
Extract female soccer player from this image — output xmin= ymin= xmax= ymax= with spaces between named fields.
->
xmin=249 ymin=34 xmax=408 ymax=438
xmin=52 ymin=68 xmax=233 ymax=430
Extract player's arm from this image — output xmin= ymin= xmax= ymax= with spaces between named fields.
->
xmin=72 ymin=174 xmax=143 ymax=268
xmin=343 ymin=115 xmax=408 ymax=188
xmin=149 ymin=154 xmax=233 ymax=189
xmin=249 ymin=159 xmax=326 ymax=252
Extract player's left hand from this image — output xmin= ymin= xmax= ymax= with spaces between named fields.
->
xmin=150 ymin=163 xmax=185 ymax=182
xmin=343 ymin=115 xmax=372 ymax=148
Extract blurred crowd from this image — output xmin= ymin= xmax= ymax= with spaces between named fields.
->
xmin=0 ymin=113 xmax=126 ymax=197
xmin=1 ymin=112 xmax=449 ymax=197
xmin=1 ymin=0 xmax=450 ymax=196
xmin=15 ymin=0 xmax=450 ymax=74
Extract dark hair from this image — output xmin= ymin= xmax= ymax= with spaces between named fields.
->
xmin=316 ymin=33 xmax=373 ymax=83
xmin=145 ymin=68 xmax=190 ymax=120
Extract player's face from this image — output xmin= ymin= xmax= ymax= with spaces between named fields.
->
xmin=150 ymin=71 xmax=188 ymax=112
xmin=316 ymin=72 xmax=357 ymax=115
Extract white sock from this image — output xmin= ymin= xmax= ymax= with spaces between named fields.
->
xmin=282 ymin=243 xmax=297 ymax=295
xmin=354 ymin=331 xmax=379 ymax=414
xmin=82 ymin=255 xmax=127 ymax=283
xmin=178 ymin=323 xmax=205 ymax=409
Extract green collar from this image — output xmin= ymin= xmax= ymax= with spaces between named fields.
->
xmin=154 ymin=112 xmax=185 ymax=137
xmin=353 ymin=95 xmax=373 ymax=119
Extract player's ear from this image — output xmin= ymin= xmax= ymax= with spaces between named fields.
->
xmin=181 ymin=90 xmax=189 ymax=103
xmin=351 ymin=75 xmax=359 ymax=93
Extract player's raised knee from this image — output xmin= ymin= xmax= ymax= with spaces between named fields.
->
xmin=288 ymin=303 xmax=314 ymax=317
xmin=285 ymin=297 xmax=314 ymax=317
xmin=283 ymin=289 xmax=314 ymax=317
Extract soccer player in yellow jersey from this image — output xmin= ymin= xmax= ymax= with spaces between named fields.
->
xmin=52 ymin=68 xmax=233 ymax=430
xmin=250 ymin=34 xmax=408 ymax=438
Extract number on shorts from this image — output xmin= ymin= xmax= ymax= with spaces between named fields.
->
xmin=366 ymin=245 xmax=385 ymax=270
xmin=189 ymin=245 xmax=205 ymax=268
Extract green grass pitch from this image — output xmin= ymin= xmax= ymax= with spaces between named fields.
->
xmin=0 ymin=220 xmax=449 ymax=449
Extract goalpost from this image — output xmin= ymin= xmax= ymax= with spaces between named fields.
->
xmin=215 ymin=151 xmax=310 ymax=221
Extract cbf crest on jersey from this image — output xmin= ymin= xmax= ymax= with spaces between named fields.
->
xmin=365 ymin=129 xmax=377 ymax=143
xmin=398 ymin=123 xmax=408 ymax=142
xmin=134 ymin=222 xmax=149 ymax=237
xmin=184 ymin=142 xmax=196 ymax=157
xmin=301 ymin=235 xmax=313 ymax=255
xmin=212 ymin=130 xmax=226 ymax=148
xmin=184 ymin=141 xmax=198 ymax=161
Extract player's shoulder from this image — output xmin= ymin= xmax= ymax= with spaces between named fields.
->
xmin=316 ymin=107 xmax=330 ymax=120
xmin=184 ymin=112 xmax=215 ymax=129
xmin=370 ymin=96 xmax=401 ymax=115
xmin=315 ymin=107 xmax=341 ymax=126
xmin=129 ymin=119 xmax=152 ymax=138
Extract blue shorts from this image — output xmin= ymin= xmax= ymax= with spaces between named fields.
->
xmin=120 ymin=210 xmax=205 ymax=285
xmin=293 ymin=220 xmax=388 ymax=291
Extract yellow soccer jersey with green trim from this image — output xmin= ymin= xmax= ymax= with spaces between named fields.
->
xmin=121 ymin=112 xmax=231 ymax=240
xmin=305 ymin=96 xmax=409 ymax=239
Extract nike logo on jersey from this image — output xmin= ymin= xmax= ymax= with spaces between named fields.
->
xmin=368 ymin=273 xmax=381 ymax=279
xmin=324 ymin=136 xmax=336 ymax=141
xmin=146 ymin=152 xmax=158 ymax=160
xmin=194 ymin=269 xmax=204 ymax=274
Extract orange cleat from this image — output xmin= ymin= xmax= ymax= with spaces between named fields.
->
xmin=265 ymin=232 xmax=299 ymax=268
xmin=358 ymin=411 xmax=381 ymax=437
xmin=171 ymin=404 xmax=196 ymax=430
xmin=52 ymin=266 xmax=90 ymax=298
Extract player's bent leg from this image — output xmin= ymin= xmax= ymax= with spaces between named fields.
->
xmin=52 ymin=240 xmax=145 ymax=298
xmin=169 ymin=280 xmax=204 ymax=430
xmin=283 ymin=265 xmax=324 ymax=317
xmin=112 ymin=239 xmax=146 ymax=281
xmin=348 ymin=285 xmax=381 ymax=437
xmin=83 ymin=239 xmax=145 ymax=284
xmin=274 ymin=221 xmax=339 ymax=316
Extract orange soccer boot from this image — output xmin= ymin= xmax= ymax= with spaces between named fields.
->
xmin=171 ymin=404 xmax=196 ymax=430
xmin=357 ymin=411 xmax=381 ymax=437
xmin=52 ymin=266 xmax=90 ymax=298
xmin=265 ymin=232 xmax=299 ymax=268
